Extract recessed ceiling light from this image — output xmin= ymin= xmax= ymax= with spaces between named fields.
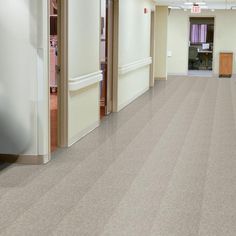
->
xmin=184 ymin=2 xmax=193 ymax=5
xmin=168 ymin=6 xmax=182 ymax=9
xmin=184 ymin=1 xmax=206 ymax=5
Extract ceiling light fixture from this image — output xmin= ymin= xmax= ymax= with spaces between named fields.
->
xmin=168 ymin=6 xmax=182 ymax=9
xmin=184 ymin=2 xmax=193 ymax=5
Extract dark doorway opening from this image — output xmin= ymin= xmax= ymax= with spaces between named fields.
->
xmin=188 ymin=17 xmax=214 ymax=76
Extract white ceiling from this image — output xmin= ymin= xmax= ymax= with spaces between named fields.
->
xmin=155 ymin=0 xmax=236 ymax=10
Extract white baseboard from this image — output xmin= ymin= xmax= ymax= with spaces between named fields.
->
xmin=117 ymin=87 xmax=149 ymax=112
xmin=68 ymin=121 xmax=100 ymax=147
xmin=155 ymin=77 xmax=167 ymax=80
xmin=168 ymin=73 xmax=188 ymax=77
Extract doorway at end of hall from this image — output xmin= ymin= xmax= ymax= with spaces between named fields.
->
xmin=188 ymin=17 xmax=214 ymax=77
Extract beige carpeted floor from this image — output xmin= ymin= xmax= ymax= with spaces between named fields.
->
xmin=0 ymin=76 xmax=236 ymax=236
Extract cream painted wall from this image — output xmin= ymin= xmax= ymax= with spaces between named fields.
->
xmin=213 ymin=11 xmax=236 ymax=74
xmin=68 ymin=0 xmax=100 ymax=77
xmin=118 ymin=0 xmax=154 ymax=111
xmin=118 ymin=67 xmax=150 ymax=109
xmin=68 ymin=84 xmax=100 ymax=145
xmin=167 ymin=10 xmax=189 ymax=75
xmin=68 ymin=0 xmax=101 ymax=145
xmin=0 ymin=0 xmax=49 ymax=159
xmin=154 ymin=6 xmax=168 ymax=79
xmin=167 ymin=10 xmax=236 ymax=75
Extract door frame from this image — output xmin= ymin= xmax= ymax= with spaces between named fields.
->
xmin=57 ymin=0 xmax=68 ymax=147
xmin=112 ymin=0 xmax=119 ymax=112
xmin=99 ymin=0 xmax=119 ymax=114
xmin=106 ymin=0 xmax=114 ymax=114
xmin=48 ymin=0 xmax=68 ymax=157
xmin=149 ymin=10 xmax=155 ymax=87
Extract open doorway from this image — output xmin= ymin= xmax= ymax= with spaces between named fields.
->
xmin=100 ymin=0 xmax=114 ymax=118
xmin=188 ymin=17 xmax=214 ymax=77
xmin=49 ymin=0 xmax=58 ymax=152
xmin=49 ymin=0 xmax=68 ymax=153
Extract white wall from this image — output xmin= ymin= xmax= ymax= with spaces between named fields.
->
xmin=167 ymin=10 xmax=189 ymax=75
xmin=214 ymin=11 xmax=236 ymax=74
xmin=118 ymin=0 xmax=154 ymax=111
xmin=167 ymin=10 xmax=236 ymax=75
xmin=68 ymin=0 xmax=101 ymax=146
xmin=68 ymin=0 xmax=155 ymax=141
xmin=0 ymin=0 xmax=49 ymax=160
xmin=0 ymin=0 xmax=156 ymax=160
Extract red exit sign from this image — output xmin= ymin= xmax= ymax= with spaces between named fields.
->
xmin=191 ymin=5 xmax=201 ymax=14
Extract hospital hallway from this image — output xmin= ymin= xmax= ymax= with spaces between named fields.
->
xmin=0 ymin=76 xmax=236 ymax=236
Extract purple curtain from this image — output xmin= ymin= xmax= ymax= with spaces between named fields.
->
xmin=191 ymin=24 xmax=207 ymax=43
